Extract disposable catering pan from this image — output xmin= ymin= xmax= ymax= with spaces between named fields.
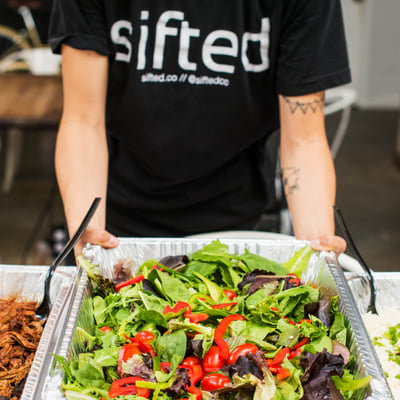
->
xmin=0 ymin=264 xmax=77 ymax=400
xmin=40 ymin=238 xmax=393 ymax=399
xmin=345 ymin=272 xmax=400 ymax=399
xmin=346 ymin=272 xmax=400 ymax=315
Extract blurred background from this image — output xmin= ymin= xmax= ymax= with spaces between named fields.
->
xmin=0 ymin=0 xmax=399 ymax=270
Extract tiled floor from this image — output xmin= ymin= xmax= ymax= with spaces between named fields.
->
xmin=0 ymin=108 xmax=399 ymax=270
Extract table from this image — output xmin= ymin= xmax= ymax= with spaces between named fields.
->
xmin=0 ymin=73 xmax=63 ymax=193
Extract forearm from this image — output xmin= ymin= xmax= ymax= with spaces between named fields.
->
xmin=56 ymin=45 xmax=110 ymax=238
xmin=279 ymin=92 xmax=336 ymax=240
xmin=55 ymin=117 xmax=109 ymax=237
xmin=281 ymin=136 xmax=336 ymax=239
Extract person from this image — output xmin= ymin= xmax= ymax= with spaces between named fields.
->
xmin=48 ymin=0 xmax=349 ymax=259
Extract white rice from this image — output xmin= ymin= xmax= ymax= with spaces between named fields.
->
xmin=363 ymin=308 xmax=400 ymax=399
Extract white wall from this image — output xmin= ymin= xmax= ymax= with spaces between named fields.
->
xmin=341 ymin=0 xmax=400 ymax=109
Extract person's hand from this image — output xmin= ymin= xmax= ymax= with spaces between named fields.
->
xmin=73 ymin=228 xmax=119 ymax=264
xmin=310 ymin=235 xmax=346 ymax=257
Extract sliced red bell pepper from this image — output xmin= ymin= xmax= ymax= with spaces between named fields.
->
xmin=135 ymin=339 xmax=155 ymax=357
xmin=133 ymin=331 xmax=156 ymax=357
xmin=227 ymin=343 xmax=258 ymax=364
xmin=115 ymin=275 xmax=145 ymax=292
xmin=292 ymin=337 xmax=309 ymax=350
xmin=288 ymin=277 xmax=302 ymax=287
xmin=178 ymin=363 xmax=204 ymax=385
xmin=186 ymin=383 xmax=202 ymax=400
xmin=198 ymin=294 xmax=213 ymax=302
xmin=180 ymin=356 xmax=204 ymax=384
xmin=188 ymin=364 xmax=204 ymax=385
xmin=267 ymin=348 xmax=290 ymax=367
xmin=288 ymin=347 xmax=303 ymax=359
xmin=118 ymin=342 xmax=141 ymax=375
xmin=282 ymin=316 xmax=297 ymax=326
xmin=160 ymin=361 xmax=171 ymax=373
xmin=163 ymin=301 xmax=191 ymax=315
xmin=163 ymin=301 xmax=209 ymax=324
xmin=210 ymin=302 xmax=238 ymax=310
xmin=108 ymin=376 xmax=150 ymax=398
xmin=276 ymin=367 xmax=291 ymax=380
xmin=214 ymin=314 xmax=246 ymax=360
xmin=186 ymin=312 xmax=209 ymax=323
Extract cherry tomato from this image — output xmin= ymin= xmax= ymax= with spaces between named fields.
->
xmin=100 ymin=326 xmax=112 ymax=334
xmin=227 ymin=343 xmax=258 ymax=364
xmin=202 ymin=345 xmax=225 ymax=373
xmin=181 ymin=356 xmax=202 ymax=368
xmin=223 ymin=290 xmax=237 ymax=300
xmin=134 ymin=331 xmax=155 ymax=342
xmin=201 ymin=373 xmax=231 ymax=391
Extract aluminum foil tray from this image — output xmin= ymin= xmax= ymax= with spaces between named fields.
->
xmin=41 ymin=238 xmax=393 ymax=399
xmin=345 ymin=272 xmax=400 ymax=400
xmin=346 ymin=272 xmax=400 ymax=315
xmin=0 ymin=264 xmax=77 ymax=400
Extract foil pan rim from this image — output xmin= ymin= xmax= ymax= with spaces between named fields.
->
xmin=57 ymin=268 xmax=88 ymax=359
xmin=326 ymin=256 xmax=394 ymax=400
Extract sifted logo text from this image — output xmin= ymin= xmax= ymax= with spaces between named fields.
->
xmin=111 ymin=10 xmax=270 ymax=74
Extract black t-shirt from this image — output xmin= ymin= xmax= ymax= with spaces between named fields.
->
xmin=49 ymin=0 xmax=351 ymax=237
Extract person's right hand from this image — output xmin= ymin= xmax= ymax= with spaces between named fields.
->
xmin=73 ymin=228 xmax=119 ymax=264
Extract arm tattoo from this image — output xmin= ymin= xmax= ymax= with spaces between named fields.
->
xmin=282 ymin=93 xmax=325 ymax=115
xmin=282 ymin=166 xmax=300 ymax=195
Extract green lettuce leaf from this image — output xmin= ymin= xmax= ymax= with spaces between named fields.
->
xmin=284 ymin=246 xmax=313 ymax=277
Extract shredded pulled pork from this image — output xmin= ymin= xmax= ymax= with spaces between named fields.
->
xmin=0 ymin=298 xmax=44 ymax=400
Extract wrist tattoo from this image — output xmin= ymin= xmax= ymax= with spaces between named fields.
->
xmin=282 ymin=166 xmax=300 ymax=195
xmin=283 ymin=93 xmax=325 ymax=115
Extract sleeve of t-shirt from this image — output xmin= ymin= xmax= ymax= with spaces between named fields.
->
xmin=48 ymin=0 xmax=111 ymax=56
xmin=276 ymin=0 xmax=351 ymax=96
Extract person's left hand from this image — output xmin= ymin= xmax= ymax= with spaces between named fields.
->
xmin=310 ymin=235 xmax=346 ymax=257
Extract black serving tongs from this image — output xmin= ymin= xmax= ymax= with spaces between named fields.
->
xmin=334 ymin=206 xmax=378 ymax=314
xmin=35 ymin=197 xmax=101 ymax=322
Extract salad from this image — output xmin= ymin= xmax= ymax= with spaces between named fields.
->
xmin=55 ymin=240 xmax=371 ymax=400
